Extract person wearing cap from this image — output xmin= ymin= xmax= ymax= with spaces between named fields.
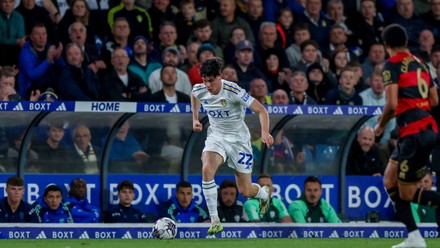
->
xmin=101 ymin=47 xmax=151 ymax=102
xmin=187 ymin=43 xmax=216 ymax=86
xmin=38 ymin=88 xmax=59 ymax=102
xmin=288 ymin=176 xmax=340 ymax=223
xmin=107 ymin=0 xmax=153 ymax=42
xmin=128 ymin=35 xmax=157 ymax=86
xmin=305 ymin=62 xmax=335 ymax=104
xmin=232 ymin=39 xmax=266 ymax=92
xmin=58 ymin=43 xmax=101 ymax=101
xmin=151 ymin=64 xmax=190 ymax=103
xmin=148 ymin=46 xmax=192 ymax=96
xmin=29 ymin=120 xmax=73 ymax=173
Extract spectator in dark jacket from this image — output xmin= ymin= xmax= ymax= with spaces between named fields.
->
xmin=58 ymin=43 xmax=100 ymax=100
xmin=101 ymin=47 xmax=151 ymax=101
xmin=346 ymin=125 xmax=382 ymax=176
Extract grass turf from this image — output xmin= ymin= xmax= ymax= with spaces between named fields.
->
xmin=1 ymin=238 xmax=438 ymax=248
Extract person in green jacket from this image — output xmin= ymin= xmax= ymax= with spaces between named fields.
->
xmin=244 ymin=173 xmax=293 ymax=223
xmin=288 ymin=176 xmax=341 ymax=223
xmin=411 ymin=172 xmax=436 ymax=223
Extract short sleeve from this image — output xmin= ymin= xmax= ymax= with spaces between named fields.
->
xmin=382 ymin=61 xmax=399 ymax=87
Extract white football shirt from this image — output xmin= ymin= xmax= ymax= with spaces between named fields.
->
xmin=192 ymin=79 xmax=254 ymax=142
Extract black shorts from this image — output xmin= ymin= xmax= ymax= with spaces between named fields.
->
xmin=390 ymin=128 xmax=437 ymax=183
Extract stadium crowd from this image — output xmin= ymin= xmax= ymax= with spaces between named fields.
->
xmin=1 ymin=0 xmax=440 ymax=227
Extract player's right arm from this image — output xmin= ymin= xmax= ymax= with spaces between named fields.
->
xmin=191 ymin=92 xmax=203 ymax=132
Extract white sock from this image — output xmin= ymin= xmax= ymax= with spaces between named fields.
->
xmin=408 ymin=229 xmax=423 ymax=240
xmin=202 ymin=180 xmax=218 ymax=219
xmin=253 ymin=183 xmax=269 ymax=200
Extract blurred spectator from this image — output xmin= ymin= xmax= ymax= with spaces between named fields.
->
xmin=296 ymin=0 xmax=332 ymax=56
xmin=5 ymin=128 xmax=38 ymax=173
xmin=329 ymin=48 xmax=349 ymax=79
xmin=256 ymin=22 xmax=288 ymax=69
xmin=360 ymin=70 xmax=396 ymax=144
xmin=288 ymin=71 xmax=317 ymax=105
xmin=305 ymin=62 xmax=335 ymax=104
xmin=58 ymin=43 xmax=100 ymax=101
xmin=324 ymin=67 xmax=362 ymax=105
xmin=108 ymin=121 xmax=149 ymax=173
xmin=180 ymin=41 xmax=200 ymax=73
xmin=412 ymin=29 xmax=436 ymax=63
xmin=412 ymin=172 xmax=436 ymax=223
xmin=270 ymin=129 xmax=305 ymax=174
xmin=31 ymin=185 xmax=74 ymax=223
xmin=128 ymin=35 xmax=156 ymax=86
xmin=0 ymin=66 xmax=40 ymax=101
xmin=158 ymin=181 xmax=209 ymax=223
xmin=70 ymin=124 xmax=100 ymax=174
xmin=188 ymin=43 xmax=216 ymax=86
xmin=187 ymin=19 xmax=223 ymax=58
xmin=217 ymin=179 xmax=248 ymax=223
xmin=211 ymin=0 xmax=255 ymax=49
xmin=148 ymin=0 xmax=176 ymax=42
xmin=263 ymin=0 xmax=304 ymax=23
xmin=244 ymin=174 xmax=292 ymax=223
xmin=285 ymin=24 xmax=311 ymax=68
xmin=221 ymin=64 xmax=238 ymax=82
xmin=58 ymin=0 xmax=98 ymax=46
xmin=148 ymin=46 xmax=192 ymax=96
xmin=151 ymin=65 xmax=190 ymax=103
xmin=41 ymin=0 xmax=63 ymax=24
xmin=326 ymin=0 xmax=353 ymax=37
xmin=428 ymin=46 xmax=440 ymax=80
xmin=18 ymin=24 xmax=65 ymax=99
xmin=249 ymin=78 xmax=271 ymax=105
xmin=30 ymin=120 xmax=72 ymax=173
xmin=0 ymin=176 xmax=38 ymax=222
xmin=0 ymin=0 xmax=26 ymax=66
xmin=68 ymin=22 xmax=106 ymax=75
xmin=386 ymin=0 xmax=431 ymax=50
xmin=271 ymin=89 xmax=289 ymax=104
xmin=101 ymin=47 xmax=151 ymax=101
xmin=101 ymin=17 xmax=132 ymax=67
xmin=288 ymin=176 xmax=340 ymax=223
xmin=150 ymin=22 xmax=181 ymax=64
xmin=361 ymin=43 xmax=386 ymax=83
xmin=422 ymin=0 xmax=440 ymax=44
xmin=223 ymin=27 xmax=247 ymax=65
xmin=107 ymin=0 xmax=153 ymax=42
xmin=175 ymin=0 xmax=196 ymax=46
xmin=244 ymin=0 xmax=264 ymax=44
xmin=346 ymin=60 xmax=368 ymax=93
xmin=261 ymin=48 xmax=284 ymax=92
xmin=293 ymin=39 xmax=321 ymax=73
xmin=38 ymin=87 xmax=59 ymax=102
xmin=275 ymin=8 xmax=295 ymax=49
xmin=353 ymin=0 xmax=384 ymax=61
xmin=233 ymin=40 xmax=265 ymax=91
xmin=346 ymin=125 xmax=382 ymax=176
xmin=104 ymin=180 xmax=148 ymax=223
xmin=64 ymin=178 xmax=100 ymax=223
xmin=15 ymin=0 xmax=57 ymax=44
xmin=326 ymin=25 xmax=358 ymax=62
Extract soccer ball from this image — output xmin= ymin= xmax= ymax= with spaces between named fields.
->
xmin=152 ymin=217 xmax=177 ymax=240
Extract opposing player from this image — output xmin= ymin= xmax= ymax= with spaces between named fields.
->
xmin=192 ymin=57 xmax=274 ymax=235
xmin=375 ymin=24 xmax=440 ymax=248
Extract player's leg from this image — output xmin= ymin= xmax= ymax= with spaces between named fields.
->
xmin=201 ymin=151 xmax=224 ymax=235
xmin=234 ymin=171 xmax=269 ymax=214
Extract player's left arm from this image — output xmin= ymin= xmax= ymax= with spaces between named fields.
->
xmin=249 ymin=100 xmax=274 ymax=148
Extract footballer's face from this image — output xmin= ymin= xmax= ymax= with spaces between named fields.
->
xmin=304 ymin=182 xmax=322 ymax=206
xmin=118 ymin=188 xmax=134 ymax=206
xmin=44 ymin=191 xmax=62 ymax=210
xmin=202 ymin=75 xmax=222 ymax=95
xmin=220 ymin=187 xmax=237 ymax=207
xmin=6 ymin=185 xmax=25 ymax=204
xmin=176 ymin=186 xmax=193 ymax=209
xmin=70 ymin=179 xmax=87 ymax=200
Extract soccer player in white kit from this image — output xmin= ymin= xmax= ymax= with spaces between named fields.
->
xmin=191 ymin=57 xmax=274 ymax=235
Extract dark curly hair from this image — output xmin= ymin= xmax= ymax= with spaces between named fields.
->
xmin=199 ymin=57 xmax=223 ymax=78
xmin=382 ymin=24 xmax=408 ymax=48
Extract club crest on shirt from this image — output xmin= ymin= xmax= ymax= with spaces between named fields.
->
xmin=220 ymin=99 xmax=227 ymax=107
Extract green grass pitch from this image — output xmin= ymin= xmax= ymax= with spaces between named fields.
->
xmin=1 ymin=239 xmax=438 ymax=248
